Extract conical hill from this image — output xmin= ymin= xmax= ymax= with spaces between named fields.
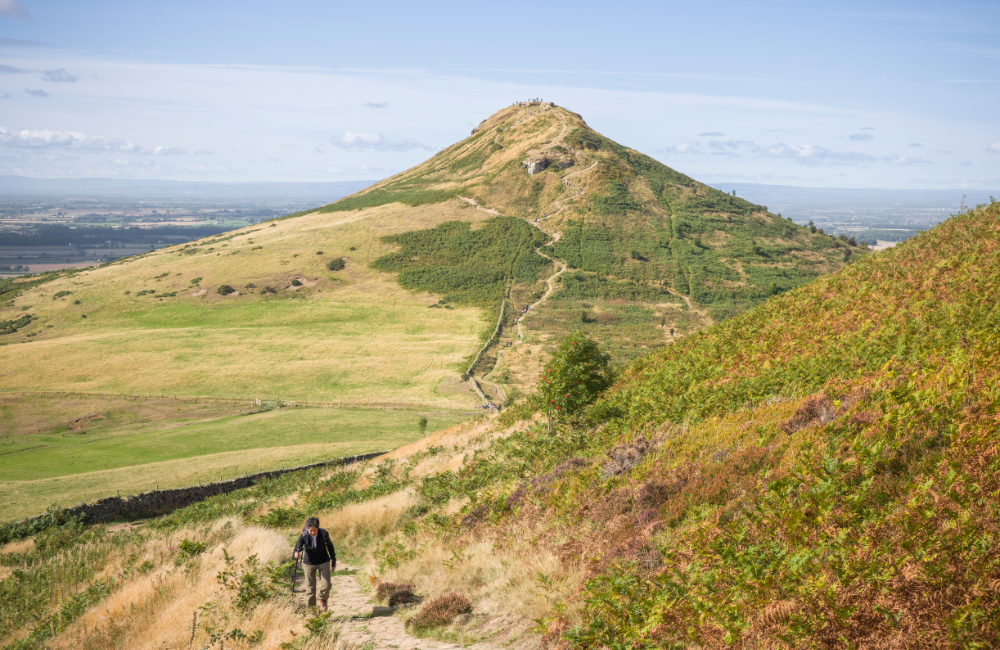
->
xmin=302 ymin=102 xmax=860 ymax=323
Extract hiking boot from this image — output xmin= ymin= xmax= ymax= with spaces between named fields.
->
xmin=320 ymin=600 xmax=328 ymax=612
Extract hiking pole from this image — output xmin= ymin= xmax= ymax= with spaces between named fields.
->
xmin=291 ymin=553 xmax=300 ymax=593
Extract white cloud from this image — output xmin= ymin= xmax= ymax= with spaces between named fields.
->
xmin=662 ymin=142 xmax=698 ymax=154
xmin=363 ymin=102 xmax=390 ymax=108
xmin=25 ymin=88 xmax=49 ymax=98
xmin=329 ymin=131 xmax=431 ymax=151
xmin=698 ymin=131 xmax=724 ymax=136
xmin=194 ymin=150 xmax=214 ymax=155
xmin=885 ymin=155 xmax=929 ymax=165
xmin=0 ymin=64 xmax=30 ymax=74
xmin=152 ymin=146 xmax=187 ymax=156
xmin=849 ymin=133 xmax=874 ymax=141
xmin=0 ymin=0 xmax=28 ymax=20
xmin=757 ymin=143 xmax=876 ymax=165
xmin=909 ymin=142 xmax=921 ymax=147
xmin=988 ymin=142 xmax=1000 ymax=154
xmin=42 ymin=68 xmax=78 ymax=83
xmin=0 ymin=126 xmax=188 ymax=156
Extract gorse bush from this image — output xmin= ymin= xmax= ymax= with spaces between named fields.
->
xmin=326 ymin=257 xmax=345 ymax=271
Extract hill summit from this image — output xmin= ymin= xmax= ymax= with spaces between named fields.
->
xmin=303 ymin=102 xmax=860 ymax=323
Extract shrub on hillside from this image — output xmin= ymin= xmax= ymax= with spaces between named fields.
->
xmin=217 ymin=284 xmax=235 ymax=295
xmin=375 ymin=582 xmax=417 ymax=606
xmin=326 ymin=257 xmax=346 ymax=271
xmin=406 ymin=592 xmax=472 ymax=631
xmin=779 ymin=394 xmax=838 ymax=434
xmin=540 ymin=331 xmax=612 ymax=415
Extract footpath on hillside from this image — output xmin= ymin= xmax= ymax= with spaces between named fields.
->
xmin=479 ymin=157 xmax=599 ymax=391
xmin=293 ymin=563 xmax=531 ymax=649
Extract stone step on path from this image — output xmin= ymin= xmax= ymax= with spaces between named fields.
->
xmin=293 ymin=563 xmax=515 ymax=650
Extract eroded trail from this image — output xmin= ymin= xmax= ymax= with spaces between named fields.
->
xmin=462 ymin=116 xmax=599 ymax=399
xmin=294 ymin=563 xmax=527 ymax=649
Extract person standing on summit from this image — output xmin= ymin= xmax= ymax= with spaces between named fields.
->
xmin=293 ymin=516 xmax=337 ymax=611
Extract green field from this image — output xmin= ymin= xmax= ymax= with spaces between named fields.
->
xmin=0 ymin=397 xmax=471 ymax=521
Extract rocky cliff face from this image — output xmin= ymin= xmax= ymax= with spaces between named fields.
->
xmin=522 ymin=157 xmax=549 ymax=175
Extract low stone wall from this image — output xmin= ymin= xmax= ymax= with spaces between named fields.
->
xmin=18 ymin=450 xmax=389 ymax=525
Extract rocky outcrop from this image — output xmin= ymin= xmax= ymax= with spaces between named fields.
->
xmin=557 ymin=159 xmax=575 ymax=170
xmin=523 ymin=157 xmax=549 ymax=175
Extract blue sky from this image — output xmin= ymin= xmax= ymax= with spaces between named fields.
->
xmin=1 ymin=0 xmax=998 ymax=188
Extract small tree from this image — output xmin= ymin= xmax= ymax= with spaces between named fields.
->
xmin=217 ymin=284 xmax=235 ymax=295
xmin=540 ymin=331 xmax=612 ymax=415
xmin=418 ymin=416 xmax=428 ymax=435
xmin=327 ymin=257 xmax=346 ymax=271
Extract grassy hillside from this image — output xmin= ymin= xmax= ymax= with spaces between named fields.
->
xmin=1 ymin=205 xmax=989 ymax=648
xmin=0 ymin=201 xmax=494 ymax=403
xmin=0 ymin=200 xmax=501 ymax=518
xmin=393 ymin=200 xmax=998 ymax=647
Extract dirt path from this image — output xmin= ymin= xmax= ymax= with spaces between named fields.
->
xmin=465 ymin=114 xmax=597 ymax=399
xmin=294 ymin=563 xmax=526 ymax=649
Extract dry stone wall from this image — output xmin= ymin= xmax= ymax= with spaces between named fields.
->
xmin=17 ymin=451 xmax=387 ymax=525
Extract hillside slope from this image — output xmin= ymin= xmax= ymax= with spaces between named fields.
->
xmin=407 ymin=200 xmax=999 ymax=647
xmin=1 ymin=202 xmax=991 ymax=650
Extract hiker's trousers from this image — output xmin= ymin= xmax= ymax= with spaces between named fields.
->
xmin=305 ymin=561 xmax=331 ymax=607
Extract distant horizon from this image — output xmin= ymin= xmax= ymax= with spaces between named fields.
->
xmin=0 ymin=173 xmax=996 ymax=195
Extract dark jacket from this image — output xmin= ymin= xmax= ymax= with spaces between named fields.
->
xmin=294 ymin=528 xmax=337 ymax=567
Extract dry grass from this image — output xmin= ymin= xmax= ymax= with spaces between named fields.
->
xmin=376 ymin=535 xmax=577 ymax=622
xmin=317 ymin=490 xmax=417 ymax=545
xmin=0 ymin=537 xmax=34 ymax=554
xmin=52 ymin=521 xmax=307 ymax=650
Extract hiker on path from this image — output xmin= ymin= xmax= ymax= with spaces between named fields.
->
xmin=293 ymin=516 xmax=337 ymax=611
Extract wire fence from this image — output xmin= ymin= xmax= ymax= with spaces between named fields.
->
xmin=1 ymin=389 xmax=482 ymax=414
